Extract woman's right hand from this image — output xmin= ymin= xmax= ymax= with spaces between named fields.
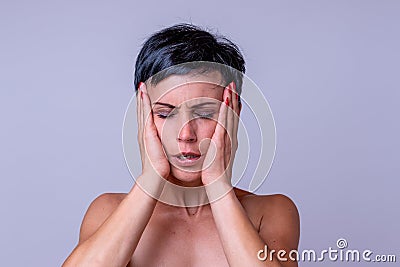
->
xmin=137 ymin=82 xmax=170 ymax=179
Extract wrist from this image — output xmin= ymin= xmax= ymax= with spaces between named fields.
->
xmin=134 ymin=172 xmax=167 ymax=199
xmin=141 ymin=166 xmax=169 ymax=179
xmin=204 ymin=175 xmax=233 ymax=203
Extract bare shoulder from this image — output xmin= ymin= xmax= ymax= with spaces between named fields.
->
xmin=238 ymin=191 xmax=299 ymax=222
xmin=235 ymin=188 xmax=300 ymax=250
xmin=79 ymin=192 xmax=128 ymax=244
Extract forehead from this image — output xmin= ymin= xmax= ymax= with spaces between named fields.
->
xmin=147 ymin=71 xmax=225 ymax=106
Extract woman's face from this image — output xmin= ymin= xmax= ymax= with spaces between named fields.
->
xmin=147 ymin=72 xmax=226 ymax=186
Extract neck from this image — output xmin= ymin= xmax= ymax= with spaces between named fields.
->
xmin=157 ymin=174 xmax=210 ymax=209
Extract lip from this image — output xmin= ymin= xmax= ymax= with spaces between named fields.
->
xmin=170 ymin=152 xmax=203 ymax=167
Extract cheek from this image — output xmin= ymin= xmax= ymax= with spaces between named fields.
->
xmin=152 ymin=116 xmax=163 ymax=135
xmin=196 ymin=119 xmax=217 ymax=138
xmin=153 ymin=117 xmax=176 ymax=146
xmin=153 ymin=117 xmax=167 ymax=142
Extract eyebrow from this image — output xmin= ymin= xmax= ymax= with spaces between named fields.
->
xmin=153 ymin=101 xmax=218 ymax=109
xmin=153 ymin=102 xmax=176 ymax=109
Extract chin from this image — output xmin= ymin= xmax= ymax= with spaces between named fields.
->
xmin=169 ymin=167 xmax=203 ymax=187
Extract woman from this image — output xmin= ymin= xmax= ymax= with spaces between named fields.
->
xmin=63 ymin=24 xmax=300 ymax=267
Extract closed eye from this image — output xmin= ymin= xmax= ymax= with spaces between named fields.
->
xmin=193 ymin=111 xmax=215 ymax=119
xmin=156 ymin=112 xmax=176 ymax=119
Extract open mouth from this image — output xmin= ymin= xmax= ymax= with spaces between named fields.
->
xmin=177 ymin=153 xmax=200 ymax=160
xmin=172 ymin=152 xmax=202 ymax=167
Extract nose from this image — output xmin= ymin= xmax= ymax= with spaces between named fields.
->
xmin=177 ymin=119 xmax=197 ymax=143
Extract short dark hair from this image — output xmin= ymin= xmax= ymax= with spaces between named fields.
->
xmin=134 ymin=23 xmax=246 ymax=99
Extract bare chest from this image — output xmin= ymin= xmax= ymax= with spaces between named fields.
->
xmin=128 ymin=214 xmax=229 ymax=267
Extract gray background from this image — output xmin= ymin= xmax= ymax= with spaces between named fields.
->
xmin=1 ymin=1 xmax=399 ymax=266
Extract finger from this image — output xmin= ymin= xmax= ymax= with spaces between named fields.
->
xmin=226 ymin=85 xmax=234 ymax=141
xmin=230 ymin=82 xmax=240 ymax=136
xmin=231 ymin=82 xmax=240 ymax=115
xmin=228 ymin=83 xmax=239 ymax=156
xmin=226 ymin=87 xmax=235 ymax=172
xmin=141 ymin=83 xmax=156 ymax=169
xmin=137 ymin=82 xmax=145 ymax=164
xmin=136 ymin=82 xmax=141 ymax=112
xmin=224 ymin=88 xmax=232 ymax=157
xmin=141 ymin=83 xmax=154 ymax=134
xmin=213 ymin=88 xmax=229 ymax=142
xmin=226 ymin=83 xmax=240 ymax=178
xmin=141 ymin=83 xmax=161 ymax=148
xmin=137 ymin=82 xmax=143 ymax=136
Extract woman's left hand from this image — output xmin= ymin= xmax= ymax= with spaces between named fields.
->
xmin=201 ymin=83 xmax=240 ymax=186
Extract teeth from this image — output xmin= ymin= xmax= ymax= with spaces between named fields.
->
xmin=178 ymin=155 xmax=198 ymax=160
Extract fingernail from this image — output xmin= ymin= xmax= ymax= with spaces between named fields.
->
xmin=225 ymin=97 xmax=229 ymax=105
xmin=138 ymin=82 xmax=143 ymax=90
